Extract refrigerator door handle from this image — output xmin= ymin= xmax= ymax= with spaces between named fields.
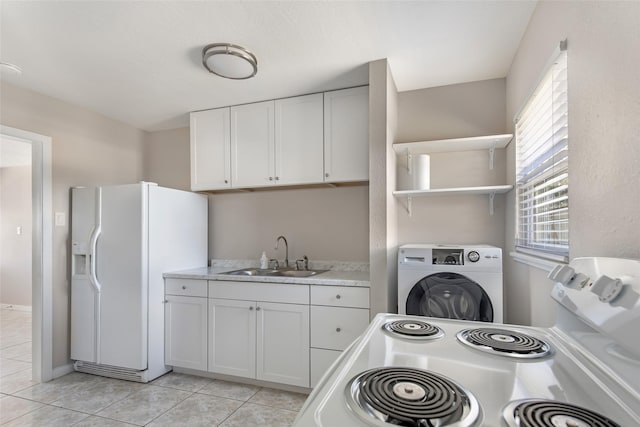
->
xmin=89 ymin=225 xmax=102 ymax=292
xmin=89 ymin=187 xmax=103 ymax=293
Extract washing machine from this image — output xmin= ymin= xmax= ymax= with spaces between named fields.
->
xmin=398 ymin=244 xmax=503 ymax=323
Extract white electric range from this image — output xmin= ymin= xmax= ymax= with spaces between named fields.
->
xmin=294 ymin=257 xmax=640 ymax=426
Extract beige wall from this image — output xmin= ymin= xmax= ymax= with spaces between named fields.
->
xmin=397 ymin=78 xmax=507 ymax=142
xmin=0 ymin=165 xmax=32 ymax=306
xmin=209 ymin=186 xmax=369 ymax=262
xmin=143 ymin=127 xmax=191 ymax=191
xmin=505 ymin=1 xmax=640 ymax=326
xmin=1 ymin=82 xmax=145 ymax=369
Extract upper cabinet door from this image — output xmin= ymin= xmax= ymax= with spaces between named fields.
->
xmin=190 ymin=108 xmax=231 ymax=191
xmin=275 ymin=93 xmax=324 ymax=185
xmin=231 ymin=101 xmax=275 ymax=188
xmin=324 ymin=86 xmax=369 ymax=183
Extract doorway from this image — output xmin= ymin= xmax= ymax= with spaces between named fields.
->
xmin=0 ymin=125 xmax=52 ymax=383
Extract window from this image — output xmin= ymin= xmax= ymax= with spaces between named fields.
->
xmin=515 ymin=45 xmax=568 ymax=260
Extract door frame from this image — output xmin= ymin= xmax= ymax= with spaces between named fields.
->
xmin=1 ymin=125 xmax=53 ymax=382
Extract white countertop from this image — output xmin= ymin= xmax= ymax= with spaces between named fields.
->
xmin=164 ymin=266 xmax=370 ymax=287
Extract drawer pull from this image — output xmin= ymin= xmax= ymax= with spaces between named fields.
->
xmin=256 ymin=306 xmax=261 ymax=311
xmin=336 ymin=294 xmax=341 ymax=299
xmin=182 ymin=285 xmax=187 ymax=290
xmin=336 ymin=327 xmax=341 ymax=332
xmin=249 ymin=306 xmax=254 ymax=311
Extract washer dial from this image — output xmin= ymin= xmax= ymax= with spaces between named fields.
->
xmin=468 ymin=251 xmax=480 ymax=263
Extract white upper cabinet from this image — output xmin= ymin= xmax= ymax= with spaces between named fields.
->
xmin=275 ymin=93 xmax=324 ymax=185
xmin=190 ymin=108 xmax=231 ymax=190
xmin=231 ymin=100 xmax=275 ymax=188
xmin=190 ymin=86 xmax=369 ymax=191
xmin=324 ymin=86 xmax=369 ymax=183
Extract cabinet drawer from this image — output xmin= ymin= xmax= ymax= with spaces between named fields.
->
xmin=311 ymin=306 xmax=369 ymax=351
xmin=311 ymin=286 xmax=369 ymax=308
xmin=310 ymin=348 xmax=341 ymax=388
xmin=165 ymin=279 xmax=207 ymax=297
xmin=209 ymin=280 xmax=309 ymax=305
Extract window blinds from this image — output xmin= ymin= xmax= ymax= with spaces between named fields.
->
xmin=515 ymin=48 xmax=568 ymax=258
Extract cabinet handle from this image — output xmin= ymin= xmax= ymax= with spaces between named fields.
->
xmin=275 ymin=176 xmax=279 ymax=181
xmin=182 ymin=285 xmax=186 ymax=290
xmin=336 ymin=327 xmax=341 ymax=332
xmin=163 ymin=300 xmax=168 ymax=304
xmin=256 ymin=306 xmax=261 ymax=311
xmin=325 ymin=173 xmax=329 ymax=178
xmin=224 ymin=180 xmax=228 ymax=184
xmin=268 ymin=177 xmax=273 ymax=181
xmin=336 ymin=294 xmax=341 ymax=299
xmin=249 ymin=306 xmax=254 ymax=310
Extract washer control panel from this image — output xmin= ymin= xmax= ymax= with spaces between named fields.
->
xmin=432 ymin=248 xmax=464 ymax=265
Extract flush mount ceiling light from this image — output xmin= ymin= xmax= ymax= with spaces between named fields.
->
xmin=202 ymin=43 xmax=257 ymax=80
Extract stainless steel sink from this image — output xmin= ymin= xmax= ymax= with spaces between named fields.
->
xmin=277 ymin=269 xmax=327 ymax=277
xmin=220 ymin=268 xmax=327 ymax=278
xmin=221 ymin=268 xmax=280 ymax=276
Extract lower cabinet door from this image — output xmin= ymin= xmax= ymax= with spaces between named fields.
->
xmin=164 ymin=295 xmax=208 ymax=371
xmin=257 ymin=302 xmax=310 ymax=387
xmin=208 ymin=298 xmax=256 ymax=378
xmin=310 ymin=348 xmax=341 ymax=388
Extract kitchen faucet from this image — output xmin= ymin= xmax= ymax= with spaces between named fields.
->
xmin=275 ymin=235 xmax=289 ymax=268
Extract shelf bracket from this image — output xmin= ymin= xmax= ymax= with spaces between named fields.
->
xmin=489 ymin=143 xmax=496 ymax=170
xmin=406 ymin=195 xmax=412 ymax=217
xmin=406 ymin=149 xmax=412 ymax=174
xmin=489 ymin=192 xmax=495 ymax=216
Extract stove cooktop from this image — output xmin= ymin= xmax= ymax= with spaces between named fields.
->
xmin=294 ymin=314 xmax=639 ymax=427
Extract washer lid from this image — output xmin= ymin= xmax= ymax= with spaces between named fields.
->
xmin=406 ymin=272 xmax=494 ymax=322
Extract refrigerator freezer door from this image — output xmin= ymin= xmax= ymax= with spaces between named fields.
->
xmin=98 ymin=184 xmax=148 ymax=370
xmin=71 ymin=187 xmax=99 ymax=363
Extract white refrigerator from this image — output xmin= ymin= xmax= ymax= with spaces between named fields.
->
xmin=71 ymin=182 xmax=207 ymax=382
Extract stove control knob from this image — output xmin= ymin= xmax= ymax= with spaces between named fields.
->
xmin=548 ymin=265 xmax=576 ymax=286
xmin=468 ymin=251 xmax=480 ymax=263
xmin=591 ymin=275 xmax=623 ymax=303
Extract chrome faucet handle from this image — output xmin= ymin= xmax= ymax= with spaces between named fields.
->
xmin=295 ymin=259 xmax=304 ymax=271
xmin=268 ymin=259 xmax=279 ymax=270
xmin=303 ymin=255 xmax=309 ymax=270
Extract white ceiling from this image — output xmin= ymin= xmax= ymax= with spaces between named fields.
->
xmin=1 ymin=1 xmax=536 ymax=132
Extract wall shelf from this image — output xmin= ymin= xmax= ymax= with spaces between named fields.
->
xmin=393 ymin=185 xmax=513 ymax=217
xmin=394 ymin=134 xmax=513 ymax=171
xmin=393 ymin=134 xmax=513 ymax=154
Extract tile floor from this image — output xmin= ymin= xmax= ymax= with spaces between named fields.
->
xmin=0 ymin=307 xmax=308 ymax=426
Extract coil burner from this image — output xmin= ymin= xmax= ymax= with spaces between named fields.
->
xmin=382 ymin=320 xmax=445 ymax=340
xmin=345 ymin=366 xmax=482 ymax=427
xmin=502 ymin=399 xmax=621 ymax=427
xmin=456 ymin=328 xmax=552 ymax=359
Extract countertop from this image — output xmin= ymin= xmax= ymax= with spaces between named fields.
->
xmin=164 ymin=266 xmax=370 ymax=288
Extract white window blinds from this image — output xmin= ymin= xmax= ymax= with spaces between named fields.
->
xmin=515 ymin=46 xmax=568 ymax=259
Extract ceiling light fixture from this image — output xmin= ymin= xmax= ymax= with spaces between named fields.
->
xmin=0 ymin=62 xmax=22 ymax=75
xmin=202 ymin=43 xmax=257 ymax=80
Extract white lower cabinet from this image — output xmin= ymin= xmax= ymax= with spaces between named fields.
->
xmin=208 ymin=298 xmax=256 ymax=378
xmin=164 ymin=294 xmax=208 ymax=371
xmin=256 ymin=302 xmax=310 ymax=387
xmin=310 ymin=348 xmax=341 ymax=387
xmin=208 ymin=281 xmax=310 ymax=388
xmin=165 ymin=278 xmax=369 ymax=390
xmin=309 ymin=285 xmax=370 ymax=388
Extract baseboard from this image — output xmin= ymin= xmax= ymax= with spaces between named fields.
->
xmin=0 ymin=304 xmax=32 ymax=312
xmin=52 ymin=363 xmax=74 ymax=379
